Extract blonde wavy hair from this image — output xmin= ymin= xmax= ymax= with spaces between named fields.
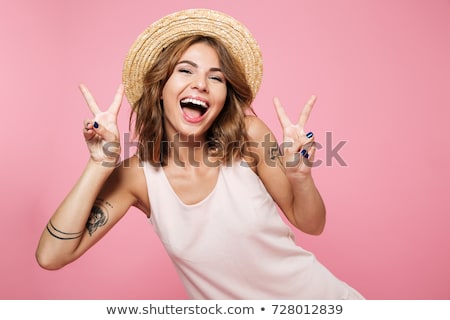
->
xmin=130 ymin=35 xmax=255 ymax=166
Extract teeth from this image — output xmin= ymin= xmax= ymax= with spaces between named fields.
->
xmin=181 ymin=98 xmax=208 ymax=108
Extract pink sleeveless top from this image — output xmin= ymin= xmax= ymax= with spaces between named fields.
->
xmin=142 ymin=160 xmax=363 ymax=299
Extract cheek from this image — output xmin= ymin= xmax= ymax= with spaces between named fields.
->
xmin=161 ymin=80 xmax=180 ymax=105
xmin=162 ymin=72 xmax=185 ymax=94
xmin=214 ymin=86 xmax=227 ymax=107
xmin=161 ymin=78 xmax=174 ymax=98
xmin=161 ymin=92 xmax=179 ymax=115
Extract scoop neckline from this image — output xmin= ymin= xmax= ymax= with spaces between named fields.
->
xmin=160 ymin=166 xmax=222 ymax=208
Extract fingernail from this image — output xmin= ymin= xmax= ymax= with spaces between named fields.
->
xmin=304 ymin=153 xmax=310 ymax=159
xmin=306 ymin=132 xmax=314 ymax=139
xmin=93 ymin=121 xmax=99 ymax=129
xmin=301 ymin=149 xmax=307 ymax=156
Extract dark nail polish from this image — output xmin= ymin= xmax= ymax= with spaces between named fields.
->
xmin=93 ymin=121 xmax=99 ymax=129
xmin=306 ymin=132 xmax=314 ymax=139
xmin=301 ymin=149 xmax=307 ymax=156
xmin=304 ymin=153 xmax=310 ymax=159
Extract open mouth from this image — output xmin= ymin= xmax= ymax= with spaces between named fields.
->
xmin=180 ymin=98 xmax=209 ymax=121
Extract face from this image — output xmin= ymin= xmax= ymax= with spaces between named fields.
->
xmin=161 ymin=41 xmax=227 ymax=141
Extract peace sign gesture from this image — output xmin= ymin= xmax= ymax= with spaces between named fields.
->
xmin=80 ymin=84 xmax=124 ymax=167
xmin=274 ymin=95 xmax=317 ymax=175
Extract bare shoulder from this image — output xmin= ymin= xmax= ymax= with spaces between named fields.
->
xmin=116 ymin=155 xmax=150 ymax=216
xmin=244 ymin=115 xmax=273 ymax=142
xmin=243 ymin=116 xmax=280 ymax=170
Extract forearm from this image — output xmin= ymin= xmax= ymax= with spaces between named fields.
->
xmin=36 ymin=159 xmax=114 ymax=268
xmin=288 ymin=173 xmax=326 ymax=235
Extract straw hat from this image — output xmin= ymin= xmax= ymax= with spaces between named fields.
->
xmin=122 ymin=8 xmax=263 ymax=106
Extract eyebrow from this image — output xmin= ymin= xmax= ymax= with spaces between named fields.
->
xmin=177 ymin=60 xmax=222 ymax=73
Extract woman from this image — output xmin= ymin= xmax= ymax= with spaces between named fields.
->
xmin=36 ymin=9 xmax=364 ymax=299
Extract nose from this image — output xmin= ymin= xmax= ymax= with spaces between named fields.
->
xmin=191 ymin=74 xmax=208 ymax=92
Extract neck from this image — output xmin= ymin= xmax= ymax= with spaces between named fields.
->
xmin=167 ymin=133 xmax=208 ymax=168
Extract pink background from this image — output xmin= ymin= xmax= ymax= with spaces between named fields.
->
xmin=1 ymin=0 xmax=449 ymax=299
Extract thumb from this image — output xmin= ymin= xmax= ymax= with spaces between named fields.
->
xmin=91 ymin=120 xmax=117 ymax=142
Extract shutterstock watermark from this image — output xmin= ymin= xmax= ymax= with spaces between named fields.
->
xmin=312 ymin=131 xmax=348 ymax=167
xmin=101 ymin=132 xmax=348 ymax=168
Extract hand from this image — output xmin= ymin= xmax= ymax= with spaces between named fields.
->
xmin=273 ymin=95 xmax=317 ymax=176
xmin=80 ymin=84 xmax=124 ymax=166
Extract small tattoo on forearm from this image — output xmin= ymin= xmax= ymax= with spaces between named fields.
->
xmin=86 ymin=199 xmax=110 ymax=236
xmin=270 ymin=145 xmax=282 ymax=160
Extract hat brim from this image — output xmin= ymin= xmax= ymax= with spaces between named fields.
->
xmin=122 ymin=8 xmax=263 ymax=106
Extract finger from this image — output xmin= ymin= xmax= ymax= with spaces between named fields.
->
xmin=308 ymin=145 xmax=316 ymax=161
xmin=273 ymin=97 xmax=293 ymax=129
xmin=297 ymin=95 xmax=317 ymax=128
xmin=301 ymin=142 xmax=315 ymax=157
xmin=84 ymin=119 xmax=93 ymax=129
xmin=79 ymin=84 xmax=101 ymax=115
xmin=301 ymin=145 xmax=316 ymax=168
xmin=83 ymin=119 xmax=95 ymax=141
xmin=108 ymin=83 xmax=125 ymax=116
xmin=83 ymin=129 xmax=96 ymax=141
xmin=90 ymin=121 xmax=116 ymax=142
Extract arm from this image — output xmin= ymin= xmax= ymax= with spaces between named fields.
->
xmin=245 ymin=96 xmax=325 ymax=235
xmin=35 ymin=85 xmax=147 ymax=269
xmin=36 ymin=157 xmax=145 ymax=270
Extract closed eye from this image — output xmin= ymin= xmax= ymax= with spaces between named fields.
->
xmin=209 ymin=75 xmax=224 ymax=83
xmin=178 ymin=68 xmax=192 ymax=74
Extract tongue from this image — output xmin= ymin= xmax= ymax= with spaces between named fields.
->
xmin=182 ymin=107 xmax=202 ymax=119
